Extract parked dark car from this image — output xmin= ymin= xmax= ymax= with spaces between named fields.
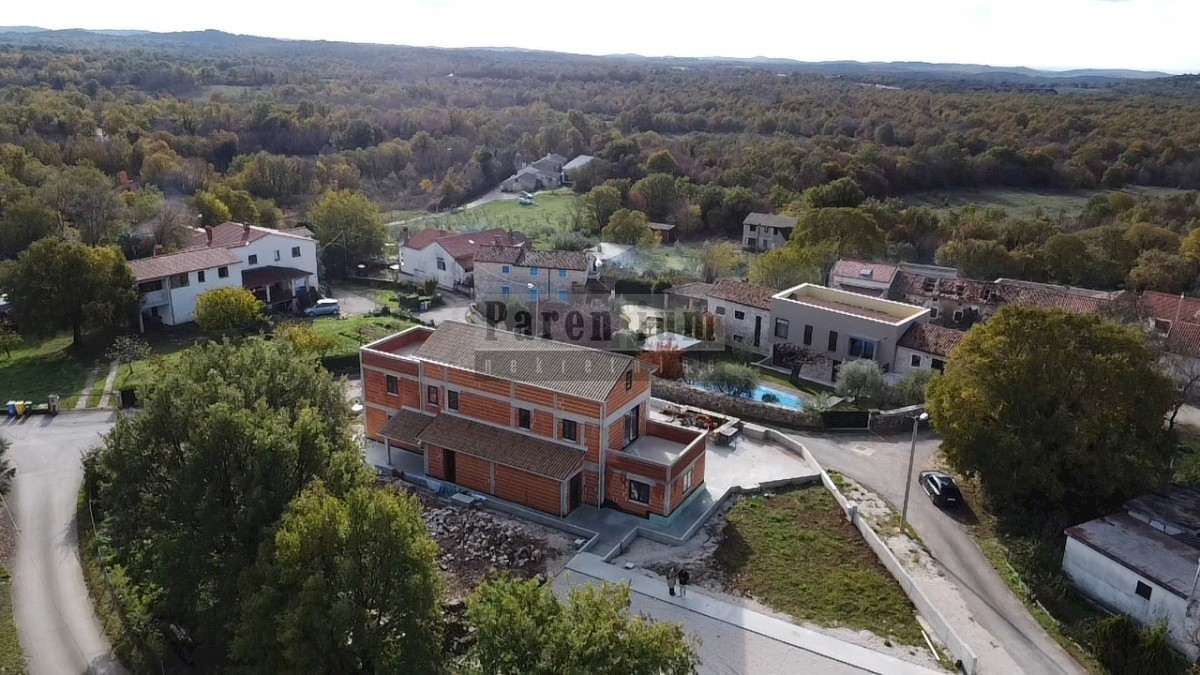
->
xmin=919 ymin=470 xmax=963 ymax=508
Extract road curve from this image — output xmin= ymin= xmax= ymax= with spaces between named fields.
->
xmin=795 ymin=430 xmax=1085 ymax=675
xmin=4 ymin=411 xmax=125 ymax=675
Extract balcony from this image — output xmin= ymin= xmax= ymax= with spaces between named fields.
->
xmin=620 ymin=420 xmax=706 ymax=466
xmin=139 ymin=288 xmax=169 ymax=309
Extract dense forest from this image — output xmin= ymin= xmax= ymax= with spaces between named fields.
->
xmin=0 ymin=30 xmax=1199 ymax=291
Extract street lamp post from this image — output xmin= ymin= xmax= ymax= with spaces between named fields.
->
xmin=526 ymin=282 xmax=538 ymax=337
xmin=900 ymin=411 xmax=930 ymax=532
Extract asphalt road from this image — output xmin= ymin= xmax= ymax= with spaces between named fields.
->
xmin=3 ymin=411 xmax=125 ymax=675
xmin=793 ymin=429 xmax=1085 ymax=675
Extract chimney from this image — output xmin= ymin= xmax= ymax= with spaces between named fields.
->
xmin=402 ymin=226 xmax=410 ymax=245
xmin=153 ymin=244 xmax=164 ymax=256
xmin=242 ymin=222 xmax=251 ymax=241
xmin=204 ymin=226 xmax=213 ymax=246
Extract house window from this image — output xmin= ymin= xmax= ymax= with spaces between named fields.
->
xmin=218 ymin=266 xmax=229 ymax=278
xmin=292 ymin=246 xmax=301 ymax=258
xmin=803 ymin=324 xmax=813 ymax=345
xmin=447 ymin=390 xmax=459 ymax=411
xmin=733 ymin=335 xmax=743 ymax=342
xmin=502 ymin=265 xmax=511 ymax=275
xmin=682 ymin=468 xmax=693 ymax=492
xmin=386 ymin=375 xmax=398 ymax=394
xmin=930 ymin=307 xmax=939 ymax=320
xmin=714 ymin=306 xmax=726 ymax=316
xmin=558 ymin=269 xmax=567 ymax=278
xmin=1155 ymin=319 xmax=1172 ymax=332
xmin=502 ymin=286 xmax=510 ymax=297
xmin=530 ymin=288 xmax=539 ymax=301
xmin=931 ymin=358 xmax=946 ymax=372
xmin=517 ymin=408 xmax=531 ymax=429
xmin=248 ymin=254 xmax=258 ymax=265
xmin=625 ymin=370 xmax=633 ymax=391
xmin=436 ymin=258 xmax=447 ymax=271
xmin=170 ymin=273 xmax=190 ymax=288
xmin=749 ymin=225 xmax=756 ymax=232
xmin=426 ymin=385 xmax=438 ymax=406
xmin=1135 ymin=581 xmax=1153 ymax=600
xmin=775 ymin=319 xmax=790 ymax=340
xmin=953 ymin=310 xmax=964 ymax=323
xmin=734 ymin=310 xmax=745 ymax=320
xmin=561 ymin=419 xmax=578 ymax=442
xmin=910 ymin=354 xmax=921 ymax=368
xmin=274 ymin=250 xmax=281 ymax=261
xmin=197 ymin=270 xmax=206 ymax=283
xmin=530 ymin=268 xmax=539 ymax=277
xmin=628 ymin=479 xmax=650 ymax=505
xmin=828 ymin=331 xmax=838 ymax=352
xmin=848 ymin=337 xmax=877 ymax=360
xmin=557 ymin=289 xmax=568 ymax=302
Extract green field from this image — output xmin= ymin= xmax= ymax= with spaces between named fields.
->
xmin=902 ymin=186 xmax=1186 ymax=218
xmin=387 ymin=190 xmax=582 ymax=247
xmin=714 ymin=486 xmax=923 ymax=646
xmin=0 ymin=566 xmax=23 ymax=674
xmin=0 ymin=334 xmax=96 ymax=403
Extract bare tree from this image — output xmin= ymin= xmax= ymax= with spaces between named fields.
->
xmin=148 ymin=202 xmax=197 ymax=250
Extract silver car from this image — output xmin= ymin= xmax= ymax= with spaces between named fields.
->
xmin=304 ymin=298 xmax=341 ymax=317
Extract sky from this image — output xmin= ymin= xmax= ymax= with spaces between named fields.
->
xmin=3 ymin=0 xmax=1197 ymax=73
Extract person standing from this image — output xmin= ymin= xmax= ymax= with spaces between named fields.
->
xmin=667 ymin=566 xmax=679 ymax=597
xmin=678 ymin=568 xmax=691 ymax=597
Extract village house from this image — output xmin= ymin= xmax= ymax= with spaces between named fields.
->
xmin=561 ymin=154 xmax=594 ymax=183
xmin=183 ymin=221 xmax=320 ymax=313
xmin=769 ymin=283 xmax=929 ymax=383
xmin=130 ymin=247 xmax=242 ymax=331
xmin=894 ymin=322 xmax=966 ymax=375
xmin=827 ymin=260 xmax=900 ymax=298
xmin=360 ymin=321 xmax=707 ymax=518
xmin=400 ymin=227 xmax=525 ymax=292
xmin=1063 ymin=485 xmax=1200 ymax=660
xmin=472 ymin=245 xmax=599 ymax=306
xmin=741 ymin=212 xmax=798 ymax=251
xmin=707 ymin=279 xmax=775 ymax=356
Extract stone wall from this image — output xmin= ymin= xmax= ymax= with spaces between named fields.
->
xmin=651 ymin=378 xmax=821 ymax=429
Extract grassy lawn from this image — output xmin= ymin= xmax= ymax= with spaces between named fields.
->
xmin=308 ymin=315 xmax=414 ymax=357
xmin=902 ymin=186 xmax=1186 ymax=219
xmin=714 ymin=486 xmax=924 ymax=646
xmin=389 ymin=190 xmax=581 ymax=247
xmin=0 ymin=333 xmax=95 ymax=403
xmin=84 ymin=369 xmax=107 ymax=409
xmin=0 ymin=566 xmax=23 ymax=674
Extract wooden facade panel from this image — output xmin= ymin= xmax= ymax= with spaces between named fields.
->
xmin=365 ymin=406 xmax=389 ymax=440
xmin=513 ymin=384 xmax=555 ymax=407
xmin=584 ymin=425 xmax=601 ymax=464
xmin=363 ymin=368 xmax=417 ymax=411
xmin=530 ymin=409 xmax=555 ymax=439
xmin=427 ymin=446 xmax=445 ymax=479
xmin=449 ymin=369 xmax=511 ymax=396
xmin=604 ymin=369 xmax=650 ymax=416
xmin=423 ymin=363 xmax=446 ymax=381
xmin=457 ymin=391 xmax=511 ymax=427
xmin=607 ymin=419 xmax=624 ymax=452
xmin=494 ymin=465 xmax=564 ymax=516
xmin=400 ymin=379 xmax=420 ymax=409
xmin=556 ymin=396 xmax=602 ymax=418
xmin=455 ymin=453 xmax=492 ymax=494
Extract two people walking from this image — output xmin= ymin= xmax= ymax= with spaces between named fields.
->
xmin=667 ymin=566 xmax=690 ymax=597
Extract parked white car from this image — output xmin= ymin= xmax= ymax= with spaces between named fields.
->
xmin=304 ymin=298 xmax=341 ymax=317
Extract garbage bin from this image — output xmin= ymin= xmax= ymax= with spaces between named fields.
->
xmin=48 ymin=394 xmax=60 ymax=414
xmin=14 ymin=401 xmax=25 ymax=416
xmin=5 ymin=401 xmax=15 ymax=417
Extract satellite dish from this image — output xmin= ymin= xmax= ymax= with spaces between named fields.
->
xmin=350 ymin=398 xmax=364 ymax=414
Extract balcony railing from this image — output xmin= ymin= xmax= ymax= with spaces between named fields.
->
xmin=139 ymin=288 xmax=169 ymax=308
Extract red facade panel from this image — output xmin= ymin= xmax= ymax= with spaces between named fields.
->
xmin=513 ymin=384 xmax=555 ymax=407
xmin=494 ymin=465 xmax=564 ymax=516
xmin=669 ymin=452 xmax=706 ymax=514
xmin=455 ymin=453 xmax=492 ymax=494
xmin=427 ymin=446 xmax=445 ymax=479
xmin=457 ymin=390 xmax=511 ymax=427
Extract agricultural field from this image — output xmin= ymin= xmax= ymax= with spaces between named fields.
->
xmin=902 ymin=186 xmax=1186 ymax=218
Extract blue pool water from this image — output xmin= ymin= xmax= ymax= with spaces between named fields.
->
xmin=698 ymin=383 xmax=804 ymax=410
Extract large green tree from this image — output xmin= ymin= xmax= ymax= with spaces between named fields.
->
xmin=41 ymin=165 xmax=125 ymax=245
xmin=601 ymin=209 xmax=658 ymax=247
xmin=234 ymin=484 xmax=443 ymax=673
xmin=309 ymin=189 xmax=386 ymax=277
xmin=748 ymin=243 xmax=828 ymax=290
xmin=926 ymin=305 xmax=1175 ymax=520
xmin=466 ymin=577 xmax=698 ymax=675
xmin=582 ymin=184 xmax=623 ymax=233
xmin=0 ymin=196 xmax=59 ymax=259
xmin=789 ymin=207 xmax=886 ymax=262
xmin=85 ymin=339 xmax=368 ymax=653
xmin=0 ymin=238 xmax=136 ymax=347
xmin=629 ymin=173 xmax=681 ymax=222
xmin=193 ymin=287 xmax=264 ymax=331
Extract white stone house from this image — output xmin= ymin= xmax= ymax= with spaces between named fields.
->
xmin=473 ymin=245 xmax=595 ymax=306
xmin=894 ymin=322 xmax=965 ymax=375
xmin=1063 ymin=486 xmax=1200 ymax=660
xmin=706 ymin=279 xmax=776 ymax=356
xmin=130 ymin=247 xmax=242 ymax=330
xmin=741 ymin=212 xmax=798 ymax=251
xmin=400 ymin=228 xmax=522 ymax=292
xmin=185 ymin=222 xmax=319 ymax=312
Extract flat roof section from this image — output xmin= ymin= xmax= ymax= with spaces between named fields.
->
xmin=1066 ymin=513 xmax=1200 ymax=598
xmin=774 ymin=284 xmax=927 ymax=325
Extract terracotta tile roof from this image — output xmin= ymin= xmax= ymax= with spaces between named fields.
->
xmin=1166 ymin=322 xmax=1200 ymax=358
xmin=185 ymin=222 xmax=312 ymax=250
xmin=402 ymin=227 xmax=451 ymax=251
xmin=378 ymin=409 xmax=435 ymax=446
xmin=1138 ymin=290 xmax=1200 ymax=324
xmin=434 ymin=229 xmax=524 ymax=266
xmin=474 ymin=245 xmax=590 ymax=271
xmin=894 ymin=271 xmax=1110 ymax=316
xmin=282 ymin=226 xmax=315 ymax=238
xmin=994 ymin=283 xmax=1111 ymax=315
xmin=743 ymin=212 xmax=798 ymax=229
xmin=707 ymin=279 xmax=775 ymax=310
xmin=128 ymin=248 xmax=240 ymax=282
xmin=831 ymin=259 xmax=899 ymax=285
xmin=898 ymin=323 xmax=966 ymax=357
xmin=417 ymin=414 xmax=585 ymax=480
xmin=412 ymin=321 xmax=649 ymax=401
xmin=666 ymin=282 xmax=714 ymax=300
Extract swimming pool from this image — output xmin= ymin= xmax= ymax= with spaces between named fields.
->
xmin=697 ymin=383 xmax=804 ymax=410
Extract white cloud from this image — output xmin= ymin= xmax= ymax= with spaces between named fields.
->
xmin=3 ymin=0 xmax=1196 ymax=73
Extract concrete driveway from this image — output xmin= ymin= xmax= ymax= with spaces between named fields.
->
xmin=3 ymin=411 xmax=125 ymax=675
xmin=793 ymin=429 xmax=1084 ymax=675
xmin=420 ymin=293 xmax=471 ymax=326
xmin=327 ymin=285 xmax=378 ymax=316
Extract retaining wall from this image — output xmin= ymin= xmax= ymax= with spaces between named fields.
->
xmin=765 ymin=429 xmax=980 ymax=675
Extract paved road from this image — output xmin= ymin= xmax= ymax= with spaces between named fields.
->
xmin=794 ymin=429 xmax=1084 ymax=675
xmin=3 ymin=411 xmax=124 ymax=675
xmin=419 ymin=293 xmax=471 ymax=326
xmin=327 ymin=285 xmax=378 ymax=316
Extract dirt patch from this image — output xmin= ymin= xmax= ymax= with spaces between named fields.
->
xmin=0 ymin=502 xmax=15 ymax=565
xmin=404 ymin=487 xmax=578 ymax=600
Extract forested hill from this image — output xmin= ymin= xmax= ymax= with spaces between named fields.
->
xmin=0 ymin=27 xmax=1174 ymax=85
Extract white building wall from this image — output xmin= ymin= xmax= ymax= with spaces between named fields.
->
xmin=742 ymin=224 xmax=791 ymax=251
xmin=401 ymin=242 xmax=466 ymax=290
xmin=711 ymin=300 xmax=772 ymax=356
xmin=895 ymin=346 xmax=947 ymax=375
xmin=1062 ymin=537 xmax=1197 ymax=659
xmin=233 ymin=234 xmax=320 ymax=289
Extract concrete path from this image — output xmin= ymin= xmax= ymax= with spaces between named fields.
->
xmin=557 ymin=553 xmax=940 ymax=675
xmin=418 ymin=293 xmax=471 ymax=327
xmin=73 ymin=367 xmax=100 ymax=410
xmin=3 ymin=411 xmax=125 ymax=675
xmin=96 ymin=360 xmax=118 ymax=410
xmin=795 ymin=430 xmax=1084 ymax=675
